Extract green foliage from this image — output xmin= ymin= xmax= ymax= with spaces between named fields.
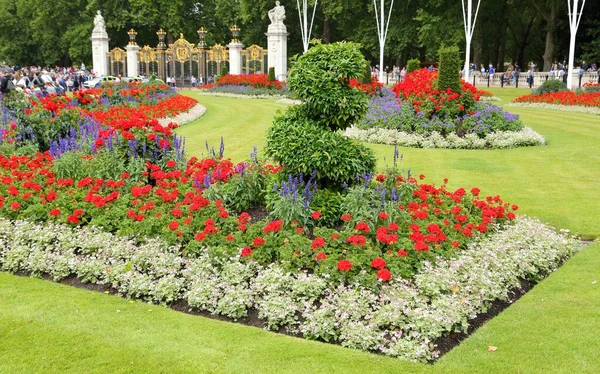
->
xmin=203 ymin=162 xmax=270 ymax=213
xmin=265 ymin=107 xmax=376 ymax=187
xmin=0 ymin=141 xmax=39 ymax=157
xmin=266 ymin=41 xmax=376 ymax=190
xmin=268 ymin=67 xmax=276 ymax=82
xmin=406 ymin=59 xmax=421 ymax=74
xmin=338 ymin=185 xmax=381 ymax=225
xmin=309 ymin=189 xmax=343 ymax=227
xmin=437 ymin=45 xmax=461 ymax=93
xmin=360 ymin=63 xmax=372 ymax=84
xmin=266 ymin=192 xmax=311 ymax=228
xmin=535 ymin=79 xmax=568 ymax=94
xmin=286 ymin=41 xmax=369 ymax=132
xmin=51 ymin=149 xmax=146 ymax=182
xmin=221 ymin=64 xmax=228 ymax=77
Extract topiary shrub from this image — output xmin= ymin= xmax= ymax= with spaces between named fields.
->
xmin=266 ymin=41 xmax=376 ymax=187
xmin=535 ymin=79 xmax=568 ymax=94
xmin=285 ymin=41 xmax=370 ymax=131
xmin=268 ymin=67 xmax=276 ymax=81
xmin=437 ymin=46 xmax=461 ymax=93
xmin=406 ymin=59 xmax=421 ymax=73
xmin=220 ymin=64 xmax=228 ymax=77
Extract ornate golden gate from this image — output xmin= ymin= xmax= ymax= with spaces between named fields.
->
xmin=105 ymin=27 xmax=270 ymax=85
xmin=107 ymin=47 xmax=127 ymax=76
xmin=138 ymin=45 xmax=159 ymax=77
xmin=164 ymin=34 xmax=204 ymax=86
xmin=206 ymin=44 xmax=229 ymax=83
xmin=242 ymin=45 xmax=268 ymax=75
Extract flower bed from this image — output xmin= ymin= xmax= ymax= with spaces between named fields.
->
xmin=513 ymin=90 xmax=600 ymax=108
xmin=215 ymin=74 xmax=283 ymax=90
xmin=198 ymin=84 xmax=290 ymax=98
xmin=350 ymin=70 xmax=540 ymax=149
xmin=346 ymin=126 xmax=546 ymax=149
xmin=0 ymin=216 xmax=579 ymax=362
xmin=354 ymin=87 xmax=544 ymax=148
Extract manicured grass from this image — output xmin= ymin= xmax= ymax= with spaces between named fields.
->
xmin=2 ymin=242 xmax=598 ymax=373
xmin=178 ymin=88 xmax=600 ymax=238
xmin=176 ymin=92 xmax=286 ymax=161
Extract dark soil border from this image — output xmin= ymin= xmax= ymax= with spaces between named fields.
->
xmin=8 ymin=239 xmax=591 ymax=363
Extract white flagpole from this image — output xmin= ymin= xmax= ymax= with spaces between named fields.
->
xmin=567 ymin=0 xmax=586 ymax=89
xmin=461 ymin=0 xmax=481 ymax=82
xmin=297 ymin=0 xmax=318 ymax=52
xmin=373 ymin=0 xmax=394 ymax=83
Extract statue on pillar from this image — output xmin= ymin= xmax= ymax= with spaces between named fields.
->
xmin=268 ymin=1 xmax=286 ymax=25
xmin=93 ymin=10 xmax=106 ymax=33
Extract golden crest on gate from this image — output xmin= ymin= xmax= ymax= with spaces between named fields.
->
xmin=113 ymin=49 xmax=123 ymax=61
xmin=176 ymin=46 xmax=189 ymax=61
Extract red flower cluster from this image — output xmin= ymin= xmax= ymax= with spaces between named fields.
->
xmin=348 ymin=77 xmax=383 ymax=96
xmin=215 ymin=74 xmax=283 ymax=90
xmin=513 ymin=91 xmax=600 ymax=107
xmin=392 ymin=68 xmax=490 ymax=118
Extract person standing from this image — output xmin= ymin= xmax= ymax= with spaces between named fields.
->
xmin=527 ymin=67 xmax=534 ymax=88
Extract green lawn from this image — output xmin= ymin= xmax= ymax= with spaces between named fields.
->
xmin=2 ymin=88 xmax=600 ymax=373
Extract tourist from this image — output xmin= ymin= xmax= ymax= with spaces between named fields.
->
xmin=400 ymin=67 xmax=406 ymax=82
xmin=527 ymin=67 xmax=534 ymax=88
xmin=191 ymin=76 xmax=197 ymax=87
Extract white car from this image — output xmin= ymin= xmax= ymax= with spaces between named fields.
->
xmin=82 ymin=76 xmax=120 ymax=89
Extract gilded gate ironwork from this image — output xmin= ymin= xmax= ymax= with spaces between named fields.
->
xmin=138 ymin=45 xmax=158 ymax=77
xmin=242 ymin=45 xmax=268 ymax=74
xmin=206 ymin=44 xmax=229 ymax=82
xmin=105 ymin=27 xmax=270 ymax=85
xmin=164 ymin=34 xmax=202 ymax=86
xmin=107 ymin=47 xmax=127 ymax=76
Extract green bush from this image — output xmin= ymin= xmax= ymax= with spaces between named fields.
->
xmin=203 ymin=162 xmax=270 ymax=213
xmin=406 ymin=59 xmax=421 ymax=74
xmin=286 ymin=41 xmax=369 ymax=132
xmin=535 ymin=79 xmax=568 ymax=94
xmin=266 ymin=107 xmax=376 ymax=186
xmin=268 ymin=67 xmax=276 ymax=81
xmin=437 ymin=46 xmax=461 ymax=93
xmin=266 ymin=41 xmax=376 ymax=189
xmin=220 ymin=64 xmax=228 ymax=77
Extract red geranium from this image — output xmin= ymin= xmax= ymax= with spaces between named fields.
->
xmin=370 ymin=257 xmax=387 ymax=270
xmin=337 ymin=259 xmax=353 ymax=272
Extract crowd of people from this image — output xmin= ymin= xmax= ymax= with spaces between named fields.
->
xmin=0 ymin=65 xmax=97 ymax=95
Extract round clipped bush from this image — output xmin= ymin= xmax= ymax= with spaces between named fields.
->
xmin=286 ymin=41 xmax=369 ymax=131
xmin=406 ymin=59 xmax=421 ymax=73
xmin=535 ymin=79 xmax=568 ymax=94
xmin=266 ymin=106 xmax=376 ymax=186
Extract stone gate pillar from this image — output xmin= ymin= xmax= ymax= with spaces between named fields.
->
xmin=266 ymin=2 xmax=288 ymax=80
xmin=126 ymin=29 xmax=140 ymax=78
xmin=228 ymin=25 xmax=243 ymax=75
xmin=91 ymin=10 xmax=109 ymax=76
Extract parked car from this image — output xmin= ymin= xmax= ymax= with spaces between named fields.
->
xmin=124 ymin=77 xmax=143 ymax=83
xmin=82 ymin=76 xmax=119 ymax=89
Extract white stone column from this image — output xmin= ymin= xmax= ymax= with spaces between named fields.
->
xmin=91 ymin=11 xmax=109 ymax=76
xmin=126 ymin=44 xmax=140 ymax=77
xmin=266 ymin=23 xmax=288 ymax=81
xmin=91 ymin=29 xmax=109 ymax=76
xmin=228 ymin=42 xmax=243 ymax=75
